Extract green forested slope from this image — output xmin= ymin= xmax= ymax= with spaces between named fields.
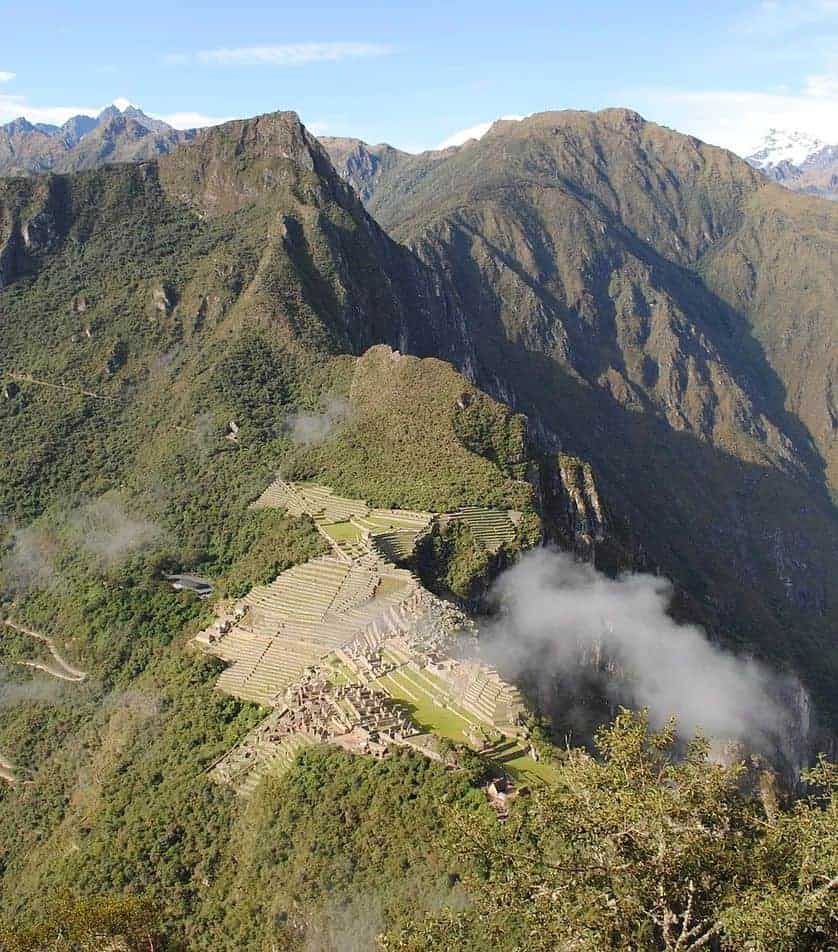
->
xmin=0 ymin=112 xmax=546 ymax=947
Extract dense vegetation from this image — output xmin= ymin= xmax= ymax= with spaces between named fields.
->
xmin=3 ymin=714 xmax=835 ymax=951
xmin=386 ymin=712 xmax=838 ymax=952
xmin=0 ymin=110 xmax=836 ymax=950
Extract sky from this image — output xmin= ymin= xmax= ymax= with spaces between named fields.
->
xmin=2 ymin=0 xmax=838 ymax=154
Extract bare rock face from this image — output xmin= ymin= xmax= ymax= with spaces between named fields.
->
xmin=20 ymin=209 xmax=58 ymax=254
xmin=556 ymin=454 xmax=606 ymax=550
xmin=320 ymin=136 xmax=410 ymax=204
xmin=151 ymin=283 xmax=176 ymax=316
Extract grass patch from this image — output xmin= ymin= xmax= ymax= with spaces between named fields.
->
xmin=320 ymin=521 xmax=363 ymax=543
xmin=376 ymin=670 xmax=475 ymax=745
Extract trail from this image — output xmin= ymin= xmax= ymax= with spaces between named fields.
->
xmin=0 ymin=752 xmax=19 ymax=785
xmin=0 ymin=621 xmax=87 ymax=787
xmin=1 ymin=618 xmax=88 ymax=682
xmin=5 ymin=372 xmax=115 ymax=401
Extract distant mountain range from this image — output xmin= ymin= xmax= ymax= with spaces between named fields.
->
xmin=3 ymin=102 xmax=837 ymax=205
xmin=746 ymin=128 xmax=838 ymax=200
xmin=0 ymin=102 xmax=194 ymax=176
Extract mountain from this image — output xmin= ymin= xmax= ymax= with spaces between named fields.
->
xmin=325 ymin=109 xmax=838 ymax=731
xmin=0 ymin=108 xmax=836 ymax=948
xmin=746 ymin=128 xmax=838 ymax=200
xmin=0 ymin=103 xmax=194 ymax=176
xmin=318 ymin=136 xmax=410 ymax=203
xmin=747 ymin=128 xmax=827 ymax=175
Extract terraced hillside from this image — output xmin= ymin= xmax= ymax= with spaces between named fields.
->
xmin=198 ymin=480 xmax=545 ymax=792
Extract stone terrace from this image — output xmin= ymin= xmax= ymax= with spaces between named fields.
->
xmin=200 ymin=478 xmax=539 ymax=793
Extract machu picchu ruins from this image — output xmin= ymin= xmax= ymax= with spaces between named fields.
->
xmin=196 ymin=479 xmax=546 ymax=794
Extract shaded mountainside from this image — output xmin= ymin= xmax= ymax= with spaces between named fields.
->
xmin=0 ymin=105 xmax=194 ymax=177
xmin=0 ymin=106 xmax=836 ymax=949
xmin=1 ymin=108 xmax=835 ymax=724
xmin=319 ymin=136 xmax=410 ymax=204
xmin=332 ymin=109 xmax=838 ymax=726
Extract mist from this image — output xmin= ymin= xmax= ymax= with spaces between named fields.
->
xmin=483 ymin=548 xmax=798 ymax=749
xmin=0 ymin=673 xmax=67 ymax=707
xmin=3 ymin=524 xmax=61 ymax=593
xmin=69 ymin=495 xmax=162 ymax=568
xmin=286 ymin=396 xmax=351 ymax=446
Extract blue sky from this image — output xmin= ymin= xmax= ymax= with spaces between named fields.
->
xmin=2 ymin=0 xmax=838 ymax=153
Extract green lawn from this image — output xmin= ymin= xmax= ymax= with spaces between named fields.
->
xmin=375 ymin=671 xmax=475 ymax=744
xmin=320 ymin=521 xmax=363 ymax=542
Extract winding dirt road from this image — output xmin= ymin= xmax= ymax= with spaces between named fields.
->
xmin=1 ymin=619 xmax=88 ymax=784
xmin=1 ymin=618 xmax=87 ymax=682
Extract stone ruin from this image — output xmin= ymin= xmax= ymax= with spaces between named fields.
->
xmin=211 ymin=669 xmax=415 ymax=794
xmin=200 ymin=478 xmax=536 ymax=796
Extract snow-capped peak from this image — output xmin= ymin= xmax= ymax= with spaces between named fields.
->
xmin=746 ymin=128 xmax=827 ymax=170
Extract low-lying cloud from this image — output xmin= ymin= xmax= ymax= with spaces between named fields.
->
xmin=0 ymin=673 xmax=67 ymax=707
xmin=68 ymin=495 xmax=163 ymax=569
xmin=285 ymin=396 xmax=351 ymax=446
xmin=484 ymin=549 xmax=798 ymax=748
xmin=3 ymin=525 xmax=61 ymax=593
xmin=2 ymin=494 xmax=162 ymax=593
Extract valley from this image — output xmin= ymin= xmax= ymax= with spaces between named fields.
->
xmin=0 ymin=99 xmax=834 ymax=950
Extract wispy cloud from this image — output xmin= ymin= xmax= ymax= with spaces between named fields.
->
xmin=166 ymin=41 xmax=391 ymax=69
xmin=156 ymin=110 xmax=232 ymax=129
xmin=742 ymin=0 xmax=838 ymax=34
xmin=0 ymin=93 xmax=101 ymax=126
xmin=0 ymin=71 xmax=15 ymax=83
xmin=629 ymin=0 xmax=833 ymax=153
xmin=436 ymin=114 xmax=525 ymax=150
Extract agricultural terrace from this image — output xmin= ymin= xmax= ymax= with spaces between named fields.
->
xmin=199 ymin=479 xmax=549 ymax=793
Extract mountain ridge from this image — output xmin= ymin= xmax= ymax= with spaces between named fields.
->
xmin=0 ymin=105 xmax=836 ymax=949
xmin=324 ymin=107 xmax=838 ymax=730
xmin=0 ymin=102 xmax=195 ymax=176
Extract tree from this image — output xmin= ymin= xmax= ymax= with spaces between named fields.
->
xmin=0 ymin=893 xmax=162 ymax=952
xmin=383 ymin=710 xmax=838 ymax=952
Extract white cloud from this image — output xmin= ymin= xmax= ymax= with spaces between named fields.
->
xmin=436 ymin=114 xmax=525 ymax=150
xmin=0 ymin=94 xmax=101 ymax=126
xmin=156 ymin=110 xmax=232 ymax=129
xmin=166 ymin=42 xmax=391 ymax=68
xmin=0 ymin=71 xmax=15 ymax=83
xmin=632 ymin=78 xmax=838 ymax=155
xmin=306 ymin=119 xmax=329 ymax=136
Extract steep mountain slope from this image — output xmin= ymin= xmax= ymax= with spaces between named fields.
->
xmin=319 ymin=136 xmax=410 ymax=203
xmin=0 ymin=111 xmax=555 ymax=943
xmin=351 ymin=109 xmax=838 ymax=725
xmin=0 ymin=107 xmax=836 ymax=947
xmin=0 ymin=104 xmax=194 ymax=176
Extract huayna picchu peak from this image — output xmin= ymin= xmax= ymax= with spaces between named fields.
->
xmin=0 ymin=11 xmax=836 ymax=945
